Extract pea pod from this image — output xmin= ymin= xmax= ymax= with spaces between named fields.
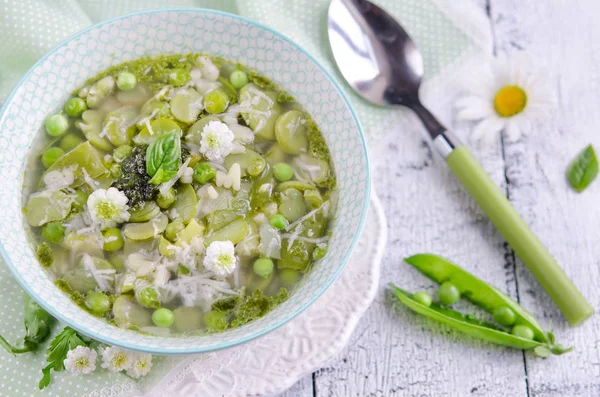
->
xmin=0 ymin=294 xmax=55 ymax=354
xmin=390 ymin=285 xmax=572 ymax=357
xmin=405 ymin=254 xmax=549 ymax=343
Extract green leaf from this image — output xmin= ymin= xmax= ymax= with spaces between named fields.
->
xmin=145 ymin=131 xmax=181 ymax=184
xmin=39 ymin=365 xmax=52 ymax=389
xmin=148 ymin=168 xmax=177 ymax=185
xmin=567 ymin=144 xmax=598 ymax=192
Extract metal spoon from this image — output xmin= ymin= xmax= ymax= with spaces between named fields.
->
xmin=327 ymin=0 xmax=593 ymax=325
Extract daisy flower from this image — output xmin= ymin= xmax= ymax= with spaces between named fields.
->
xmin=455 ymin=53 xmax=556 ymax=145
xmin=200 ymin=120 xmax=235 ymax=162
xmin=87 ymin=187 xmax=130 ymax=228
xmin=100 ymin=346 xmax=133 ymax=372
xmin=64 ymin=346 xmax=97 ymax=375
xmin=203 ymin=240 xmax=237 ymax=277
xmin=126 ymin=353 xmax=153 ymax=379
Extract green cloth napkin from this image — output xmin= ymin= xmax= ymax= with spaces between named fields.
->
xmin=0 ymin=1 xmax=480 ymax=395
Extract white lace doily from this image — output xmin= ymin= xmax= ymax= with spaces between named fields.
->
xmin=136 ymin=189 xmax=386 ymax=397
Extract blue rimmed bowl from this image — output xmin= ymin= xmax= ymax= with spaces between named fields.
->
xmin=0 ymin=8 xmax=370 ymax=354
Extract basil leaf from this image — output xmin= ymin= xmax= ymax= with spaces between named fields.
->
xmin=567 ymin=144 xmax=598 ymax=192
xmin=146 ymin=131 xmax=181 ymax=185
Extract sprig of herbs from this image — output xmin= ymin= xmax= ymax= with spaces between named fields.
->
xmin=566 ymin=144 xmax=598 ymax=192
xmin=39 ymin=327 xmax=90 ymax=389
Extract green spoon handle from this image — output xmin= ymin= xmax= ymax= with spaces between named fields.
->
xmin=437 ymin=136 xmax=594 ymax=326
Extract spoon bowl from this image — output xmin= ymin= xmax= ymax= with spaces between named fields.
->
xmin=328 ymin=0 xmax=423 ymax=107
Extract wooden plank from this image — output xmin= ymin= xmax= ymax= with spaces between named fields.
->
xmin=312 ymin=101 xmax=528 ymax=394
xmin=487 ymin=0 xmax=600 ymax=395
xmin=278 ymin=375 xmax=314 ymax=397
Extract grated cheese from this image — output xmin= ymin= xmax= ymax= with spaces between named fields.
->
xmin=159 ymin=157 xmax=191 ymax=194
xmin=81 ymin=254 xmax=115 ymax=293
xmin=43 ymin=166 xmax=76 ymax=189
xmin=81 ymin=168 xmax=100 ymax=190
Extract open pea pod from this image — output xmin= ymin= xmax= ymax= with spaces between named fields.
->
xmin=405 ymin=254 xmax=549 ymax=343
xmin=390 ymin=285 xmax=571 ymax=357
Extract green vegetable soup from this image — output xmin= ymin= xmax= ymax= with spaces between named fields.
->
xmin=23 ymin=54 xmax=336 ymax=336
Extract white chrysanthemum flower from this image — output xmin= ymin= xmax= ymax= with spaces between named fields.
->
xmin=87 ymin=187 xmax=130 ymax=227
xmin=64 ymin=346 xmax=97 ymax=375
xmin=203 ymin=240 xmax=237 ymax=276
xmin=455 ymin=53 xmax=556 ymax=145
xmin=126 ymin=353 xmax=153 ymax=379
xmin=100 ymin=346 xmax=133 ymax=372
xmin=200 ymin=120 xmax=235 ymax=162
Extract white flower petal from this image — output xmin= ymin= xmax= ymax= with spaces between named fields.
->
xmin=200 ymin=120 xmax=235 ymax=162
xmin=203 ymin=240 xmax=237 ymax=276
xmin=455 ymin=97 xmax=493 ymax=121
xmin=86 ymin=188 xmax=130 ymax=227
xmin=126 ymin=353 xmax=153 ymax=379
xmin=470 ymin=116 xmax=506 ymax=145
xmin=101 ymin=346 xmax=134 ymax=372
xmin=503 ymin=119 xmax=523 ymax=142
xmin=64 ymin=346 xmax=97 ymax=375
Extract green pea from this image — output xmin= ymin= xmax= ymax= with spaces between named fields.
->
xmin=64 ymin=97 xmax=87 ymax=117
xmin=279 ymin=268 xmax=301 ymax=287
xmin=41 ymin=147 xmax=64 ymax=168
xmin=511 ymin=324 xmax=535 ymax=340
xmin=137 ymin=286 xmax=160 ymax=309
xmin=45 ymin=114 xmax=69 ymax=137
xmin=113 ymin=145 xmax=133 ymax=162
xmin=102 ymin=228 xmax=124 ymax=252
xmin=41 ymin=221 xmax=65 ymax=244
xmin=203 ymin=89 xmax=229 ymax=114
xmin=72 ymin=190 xmax=89 ymax=211
xmin=156 ymin=187 xmax=176 ymax=209
xmin=313 ymin=244 xmax=327 ymax=260
xmin=110 ymin=163 xmax=122 ymax=178
xmin=269 ymin=214 xmax=289 ymax=230
xmin=116 ymin=72 xmax=137 ymax=91
xmin=493 ymin=306 xmax=517 ymax=326
xmin=253 ymin=258 xmax=274 ymax=278
xmin=168 ymin=68 xmax=191 ymax=87
xmin=204 ymin=310 xmax=228 ymax=332
xmin=413 ymin=291 xmax=432 ymax=307
xmin=85 ymin=291 xmax=111 ymax=315
xmin=273 ymin=163 xmax=294 ymax=182
xmin=152 ymin=308 xmax=175 ymax=328
xmin=438 ymin=281 xmax=461 ymax=306
xmin=59 ymin=133 xmax=84 ymax=152
xmin=164 ymin=219 xmax=185 ymax=242
xmin=229 ymin=70 xmax=249 ymax=89
xmin=193 ymin=163 xmax=216 ymax=184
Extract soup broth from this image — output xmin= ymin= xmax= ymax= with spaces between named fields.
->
xmin=24 ymin=54 xmax=335 ymax=335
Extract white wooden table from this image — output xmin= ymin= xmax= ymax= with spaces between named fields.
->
xmin=279 ymin=0 xmax=600 ymax=395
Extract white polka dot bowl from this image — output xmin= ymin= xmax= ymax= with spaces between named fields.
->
xmin=0 ymin=8 xmax=370 ymax=354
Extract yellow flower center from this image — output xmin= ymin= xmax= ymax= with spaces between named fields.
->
xmin=75 ymin=357 xmax=89 ymax=369
xmin=207 ymin=133 xmax=218 ymax=148
xmin=217 ymin=253 xmax=232 ymax=267
xmin=494 ymin=85 xmax=527 ymax=117
xmin=112 ymin=352 xmax=128 ymax=368
xmin=96 ymin=201 xmax=119 ymax=220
